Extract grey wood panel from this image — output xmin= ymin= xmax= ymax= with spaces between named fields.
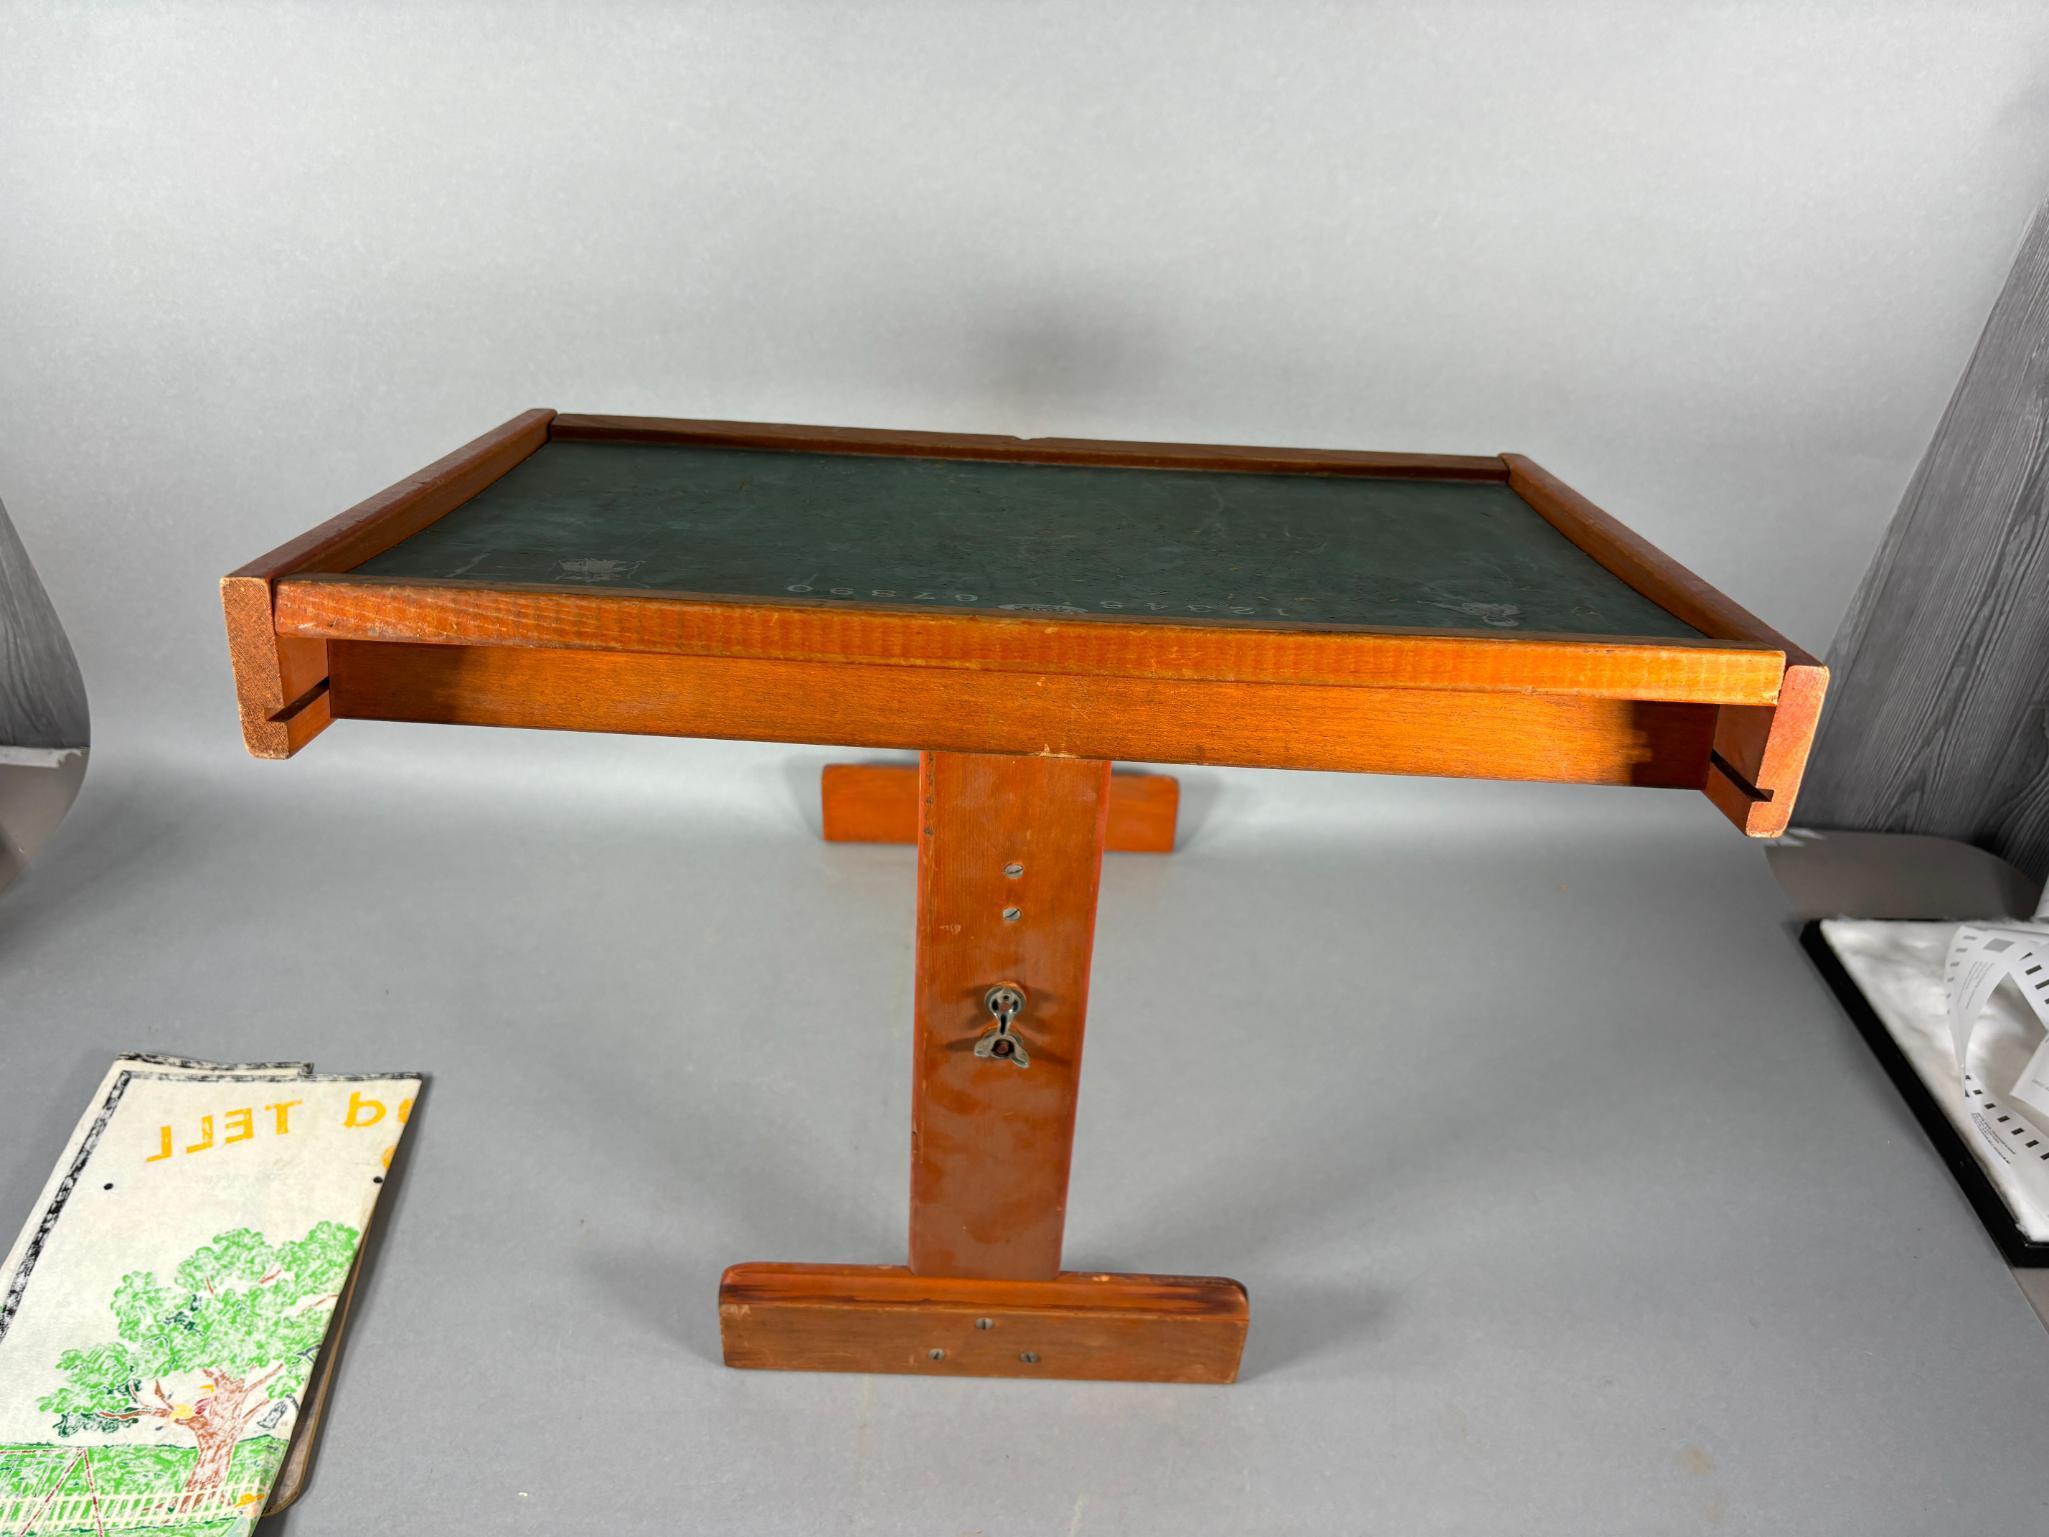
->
xmin=1801 ymin=198 xmax=2049 ymax=880
xmin=0 ymin=496 xmax=89 ymax=751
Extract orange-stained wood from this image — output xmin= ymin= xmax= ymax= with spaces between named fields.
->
xmin=222 ymin=415 xmax=1834 ymax=1390
xmin=551 ymin=411 xmax=1507 ymax=481
xmin=220 ymin=580 xmax=332 ymax=761
xmin=823 ymin=762 xmax=1180 ymax=853
xmin=274 ymin=575 xmax=1788 ymax=707
xmin=324 ymin=642 xmax=1719 ymax=789
xmin=221 ymin=409 xmax=554 ymax=758
xmin=226 ymin=416 xmax=1821 ymax=838
xmin=718 ymin=1263 xmax=1248 ymax=1383
xmin=1501 ymin=453 xmax=1828 ymax=835
xmin=1703 ymin=660 xmax=1830 ymax=837
xmin=909 ymin=753 xmax=1109 ymax=1280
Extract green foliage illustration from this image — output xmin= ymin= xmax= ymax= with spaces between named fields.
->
xmin=0 ymin=1439 xmax=286 ymax=1535
xmin=33 ymin=1222 xmax=357 ymax=1510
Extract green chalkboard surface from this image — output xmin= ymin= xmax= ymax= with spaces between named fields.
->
xmin=353 ymin=440 xmax=1700 ymax=638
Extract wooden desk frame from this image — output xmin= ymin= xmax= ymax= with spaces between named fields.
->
xmin=224 ymin=410 xmax=1826 ymax=1383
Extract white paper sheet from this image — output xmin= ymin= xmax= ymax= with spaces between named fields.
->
xmin=1946 ymin=924 xmax=2049 ymax=1125
xmin=1823 ymin=921 xmax=2049 ymax=1241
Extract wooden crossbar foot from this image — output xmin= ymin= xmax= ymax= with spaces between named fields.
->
xmin=820 ymin=761 xmax=1179 ymax=852
xmin=718 ymin=1264 xmax=1249 ymax=1383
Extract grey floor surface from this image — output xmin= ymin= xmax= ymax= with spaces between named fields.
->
xmin=2 ymin=728 xmax=2044 ymax=1535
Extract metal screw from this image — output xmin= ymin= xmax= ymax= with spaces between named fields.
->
xmin=1002 ymin=906 xmax=1022 ymax=922
xmin=928 ymin=1348 xmax=946 ymax=1361
xmin=1018 ymin=1351 xmax=1039 ymax=1364
xmin=974 ymin=1317 xmax=994 ymax=1331
xmin=1003 ymin=863 xmax=1024 ymax=878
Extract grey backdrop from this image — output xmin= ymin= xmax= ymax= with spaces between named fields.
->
xmin=3 ymin=0 xmax=2048 ymax=768
xmin=4 ymin=5 xmax=2049 ymax=1533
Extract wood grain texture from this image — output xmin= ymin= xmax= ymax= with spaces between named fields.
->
xmin=220 ymin=410 xmax=553 ymax=758
xmin=0 ymin=496 xmax=87 ymax=751
xmin=221 ymin=579 xmax=331 ymax=760
xmin=1502 ymin=453 xmax=1826 ymax=835
xmin=325 ymin=641 xmax=1719 ymax=788
xmin=909 ymin=753 xmax=1108 ymax=1279
xmin=552 ymin=411 xmax=1506 ymax=481
xmin=1703 ymin=662 xmax=1829 ymax=837
xmin=275 ymin=576 xmax=1788 ymax=705
xmin=822 ymin=762 xmax=1179 ymax=852
xmin=718 ymin=1263 xmax=1248 ymax=1383
xmin=232 ymin=415 xmax=1819 ymax=828
xmin=1800 ymin=199 xmax=2049 ymax=878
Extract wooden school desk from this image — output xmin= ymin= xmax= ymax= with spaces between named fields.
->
xmin=223 ymin=410 xmax=1826 ymax=1385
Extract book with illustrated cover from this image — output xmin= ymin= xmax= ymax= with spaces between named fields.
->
xmin=0 ymin=1056 xmax=419 ymax=1534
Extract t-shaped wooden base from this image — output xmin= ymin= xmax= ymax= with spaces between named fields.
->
xmin=718 ymin=752 xmax=1247 ymax=1384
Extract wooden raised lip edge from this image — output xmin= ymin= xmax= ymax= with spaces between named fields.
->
xmin=280 ymin=569 xmax=1753 ymax=648
xmin=223 ymin=411 xmax=1822 ymax=816
xmin=548 ymin=411 xmax=1509 ymax=480
xmin=227 ymin=409 xmax=557 ymax=584
xmin=221 ymin=409 xmax=556 ymax=758
xmin=273 ymin=574 xmax=1787 ymax=706
xmin=1501 ymin=454 xmax=1827 ymax=834
xmin=1500 ymin=455 xmax=1813 ymax=661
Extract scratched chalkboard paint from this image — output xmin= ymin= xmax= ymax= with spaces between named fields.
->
xmin=352 ymin=440 xmax=1700 ymax=638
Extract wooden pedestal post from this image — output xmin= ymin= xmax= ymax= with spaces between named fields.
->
xmin=909 ymin=750 xmax=1109 ymax=1278
xmin=719 ymin=752 xmax=1248 ymax=1384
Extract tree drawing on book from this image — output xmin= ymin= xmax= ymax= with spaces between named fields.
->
xmin=36 ymin=1222 xmax=357 ymax=1511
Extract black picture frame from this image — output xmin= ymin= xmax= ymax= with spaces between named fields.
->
xmin=1801 ymin=921 xmax=2049 ymax=1266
